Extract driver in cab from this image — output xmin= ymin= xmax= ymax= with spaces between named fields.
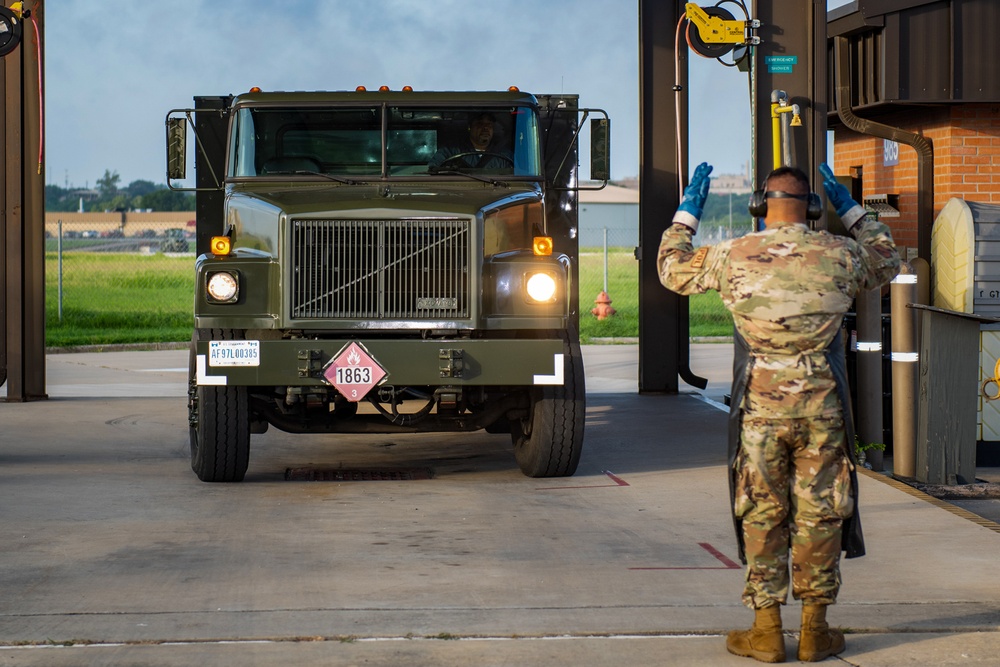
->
xmin=429 ymin=111 xmax=513 ymax=171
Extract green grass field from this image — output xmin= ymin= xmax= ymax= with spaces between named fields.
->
xmin=578 ymin=248 xmax=732 ymax=342
xmin=45 ymin=253 xmax=195 ymax=347
xmin=43 ymin=250 xmax=732 ymax=347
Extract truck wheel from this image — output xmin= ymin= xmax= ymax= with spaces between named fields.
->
xmin=188 ymin=329 xmax=250 ymax=482
xmin=512 ymin=334 xmax=586 ymax=477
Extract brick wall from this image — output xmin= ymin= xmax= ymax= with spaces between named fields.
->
xmin=832 ymin=104 xmax=1000 ymax=257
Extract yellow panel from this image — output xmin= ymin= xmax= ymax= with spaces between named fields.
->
xmin=931 ymin=198 xmax=975 ymax=313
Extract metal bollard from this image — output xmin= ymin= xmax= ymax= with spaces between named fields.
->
xmin=890 ymin=262 xmax=919 ymax=480
xmin=856 ymin=288 xmax=884 ymax=470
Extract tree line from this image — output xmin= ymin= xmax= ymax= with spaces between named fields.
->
xmin=46 ymin=169 xmax=195 ymax=213
xmin=699 ymin=191 xmax=755 ymax=236
xmin=46 ymin=171 xmax=754 ymax=233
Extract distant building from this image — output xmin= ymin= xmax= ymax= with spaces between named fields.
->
xmin=579 ymin=183 xmax=639 ymax=248
xmin=580 ymin=173 xmax=750 ymax=247
xmin=70 ymin=188 xmax=100 ymax=201
xmin=44 ymin=211 xmax=195 ymax=238
xmin=711 ymin=169 xmax=753 ymax=194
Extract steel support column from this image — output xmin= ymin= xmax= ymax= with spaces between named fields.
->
xmin=638 ymin=0 xmax=705 ymax=394
xmin=2 ymin=3 xmax=46 ymax=401
xmin=751 ymin=0 xmax=828 ymax=212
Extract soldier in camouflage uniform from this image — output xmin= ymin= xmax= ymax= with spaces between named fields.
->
xmin=658 ymin=163 xmax=900 ymax=663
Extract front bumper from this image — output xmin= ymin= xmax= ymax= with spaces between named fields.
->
xmin=193 ymin=338 xmax=566 ymax=388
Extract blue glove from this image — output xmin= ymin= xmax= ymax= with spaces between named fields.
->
xmin=819 ymin=162 xmax=866 ymax=232
xmin=672 ymin=162 xmax=713 ymax=233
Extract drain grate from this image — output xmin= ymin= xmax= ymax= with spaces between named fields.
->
xmin=285 ymin=467 xmax=433 ymax=482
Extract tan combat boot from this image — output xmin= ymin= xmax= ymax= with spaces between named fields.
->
xmin=798 ymin=603 xmax=846 ymax=662
xmin=726 ymin=605 xmax=786 ymax=663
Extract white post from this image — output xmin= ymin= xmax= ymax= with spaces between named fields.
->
xmin=728 ymin=190 xmax=733 ymax=239
xmin=602 ymin=227 xmax=609 ymax=293
xmin=57 ymin=219 xmax=64 ymax=322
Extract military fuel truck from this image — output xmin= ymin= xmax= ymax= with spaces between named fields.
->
xmin=166 ymin=88 xmax=609 ymax=482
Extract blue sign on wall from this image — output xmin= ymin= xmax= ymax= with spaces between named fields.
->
xmin=764 ymin=55 xmax=797 ymax=74
xmin=884 ymin=139 xmax=900 ymax=166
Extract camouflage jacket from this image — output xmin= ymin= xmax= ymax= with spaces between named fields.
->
xmin=657 ymin=219 xmax=900 ymax=417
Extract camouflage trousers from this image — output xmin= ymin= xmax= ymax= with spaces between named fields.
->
xmin=734 ymin=414 xmax=855 ymax=609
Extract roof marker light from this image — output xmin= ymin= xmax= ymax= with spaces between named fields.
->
xmin=402 ymin=85 xmax=413 ymax=92
xmin=379 ymin=85 xmax=390 ymax=92
xmin=249 ymin=86 xmax=262 ymax=93
xmin=356 ymin=85 xmax=367 ymax=92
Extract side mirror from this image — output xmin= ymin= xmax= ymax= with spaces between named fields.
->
xmin=590 ymin=117 xmax=610 ymax=182
xmin=166 ymin=117 xmax=187 ymax=181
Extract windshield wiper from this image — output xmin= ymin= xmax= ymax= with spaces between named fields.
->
xmin=430 ymin=169 xmax=509 ymax=186
xmin=291 ymin=170 xmax=359 ymax=185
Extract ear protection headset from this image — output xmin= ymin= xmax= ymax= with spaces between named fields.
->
xmin=748 ymin=189 xmax=823 ymax=220
xmin=748 ymin=167 xmax=824 ymax=221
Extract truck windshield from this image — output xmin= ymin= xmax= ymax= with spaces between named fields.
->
xmin=230 ymin=105 xmax=542 ymax=179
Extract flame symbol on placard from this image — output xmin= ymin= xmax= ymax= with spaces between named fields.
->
xmin=347 ymin=348 xmax=361 ymax=365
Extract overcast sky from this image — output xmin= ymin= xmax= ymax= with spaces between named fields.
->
xmin=43 ymin=0 xmax=854 ymax=189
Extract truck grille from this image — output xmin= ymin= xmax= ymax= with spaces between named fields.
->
xmin=291 ymin=218 xmax=470 ymax=319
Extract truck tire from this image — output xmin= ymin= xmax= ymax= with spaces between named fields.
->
xmin=188 ymin=329 xmax=250 ymax=482
xmin=512 ymin=333 xmax=586 ymax=477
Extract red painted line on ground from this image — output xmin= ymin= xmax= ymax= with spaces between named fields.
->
xmin=603 ymin=470 xmax=630 ymax=486
xmin=698 ymin=542 xmax=742 ymax=569
xmin=627 ymin=543 xmax=742 ymax=571
xmin=629 ymin=566 xmax=737 ymax=570
xmin=535 ymin=470 xmax=630 ymax=491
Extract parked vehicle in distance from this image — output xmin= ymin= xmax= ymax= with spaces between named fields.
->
xmin=160 ymin=228 xmax=189 ymax=253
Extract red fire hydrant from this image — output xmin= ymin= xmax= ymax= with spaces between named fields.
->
xmin=591 ymin=290 xmax=617 ymax=320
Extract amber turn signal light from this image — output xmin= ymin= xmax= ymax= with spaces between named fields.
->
xmin=210 ymin=236 xmax=232 ymax=256
xmin=532 ymin=236 xmax=553 ymax=256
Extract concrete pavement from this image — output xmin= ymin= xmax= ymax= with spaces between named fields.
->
xmin=1 ymin=343 xmax=998 ymax=665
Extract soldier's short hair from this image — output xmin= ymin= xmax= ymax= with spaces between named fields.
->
xmin=765 ymin=166 xmax=811 ymax=195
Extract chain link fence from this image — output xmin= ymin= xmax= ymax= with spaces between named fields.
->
xmin=44 ymin=213 xmax=196 ymax=348
xmin=579 ymin=226 xmax=639 ymax=341
xmin=44 ymin=213 xmax=737 ymax=348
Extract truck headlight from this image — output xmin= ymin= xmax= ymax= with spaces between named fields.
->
xmin=525 ymin=271 xmax=557 ymax=303
xmin=206 ymin=271 xmax=239 ymax=303
xmin=484 ymin=254 xmax=567 ymax=317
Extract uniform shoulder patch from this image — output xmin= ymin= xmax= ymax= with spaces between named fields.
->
xmin=690 ymin=246 xmax=710 ymax=269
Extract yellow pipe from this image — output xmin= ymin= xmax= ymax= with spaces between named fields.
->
xmin=771 ymin=104 xmax=799 ymax=170
xmin=771 ymin=101 xmax=782 ymax=169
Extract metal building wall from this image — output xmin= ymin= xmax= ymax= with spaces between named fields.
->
xmin=578 ymin=203 xmax=639 ymax=247
xmin=829 ymin=0 xmax=1000 ymax=111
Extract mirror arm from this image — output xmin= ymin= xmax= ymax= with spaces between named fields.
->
xmin=188 ymin=111 xmax=223 ymax=190
xmin=551 ymin=109 xmax=590 ymax=186
xmin=548 ymin=107 xmax=611 ymax=192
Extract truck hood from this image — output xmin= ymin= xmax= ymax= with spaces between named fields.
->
xmin=228 ymin=181 xmax=542 ymax=218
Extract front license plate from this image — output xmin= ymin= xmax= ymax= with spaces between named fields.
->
xmin=208 ymin=340 xmax=260 ymax=367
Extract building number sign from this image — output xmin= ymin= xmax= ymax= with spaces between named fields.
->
xmin=883 ymin=139 xmax=900 ymax=167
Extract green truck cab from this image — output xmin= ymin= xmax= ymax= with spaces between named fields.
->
xmin=166 ymin=88 xmax=609 ymax=482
